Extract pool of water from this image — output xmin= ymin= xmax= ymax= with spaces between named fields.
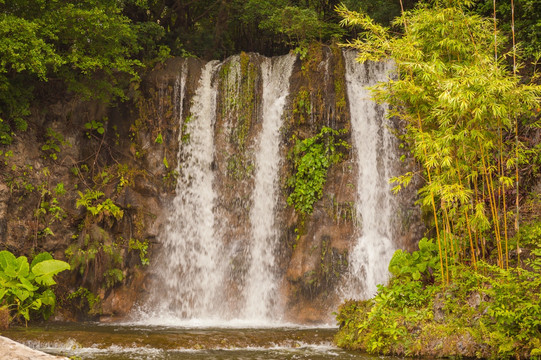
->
xmin=1 ymin=322 xmax=389 ymax=359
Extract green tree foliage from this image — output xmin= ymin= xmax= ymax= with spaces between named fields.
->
xmin=339 ymin=0 xmax=541 ymax=281
xmin=0 ymin=0 xmax=426 ymax=145
xmin=127 ymin=0 xmax=349 ymax=59
xmin=241 ymin=1 xmax=344 ymax=55
xmin=341 ymin=0 xmax=417 ymax=26
xmin=473 ymin=0 xmax=541 ymax=59
xmin=0 ymin=250 xmax=70 ymax=324
xmin=0 ymin=0 xmax=151 ymax=143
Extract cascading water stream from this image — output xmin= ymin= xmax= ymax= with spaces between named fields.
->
xmin=243 ymin=54 xmax=296 ymax=321
xmin=140 ymin=54 xmax=296 ymax=325
xmin=137 ymin=50 xmax=402 ymax=326
xmin=343 ymin=51 xmax=398 ymax=300
xmin=144 ymin=60 xmax=224 ymax=322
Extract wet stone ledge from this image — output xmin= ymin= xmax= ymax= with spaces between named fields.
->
xmin=0 ymin=336 xmax=68 ymax=360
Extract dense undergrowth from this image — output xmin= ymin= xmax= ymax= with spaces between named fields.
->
xmin=335 ymin=222 xmax=541 ymax=359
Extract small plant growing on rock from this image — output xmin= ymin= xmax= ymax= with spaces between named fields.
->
xmin=287 ymin=126 xmax=349 ymax=215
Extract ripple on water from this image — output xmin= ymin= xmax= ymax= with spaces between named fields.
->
xmin=2 ymin=323 xmax=383 ymax=360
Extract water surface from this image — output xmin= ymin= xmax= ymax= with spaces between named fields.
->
xmin=2 ymin=322 xmax=391 ymax=359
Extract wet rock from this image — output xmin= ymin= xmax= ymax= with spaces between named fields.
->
xmin=467 ymin=292 xmax=482 ymax=309
xmin=0 ymin=183 xmax=8 ymax=243
xmin=132 ymin=174 xmax=159 ymax=198
xmin=0 ymin=336 xmax=69 ymax=359
xmin=0 ymin=307 xmax=9 ymax=330
xmin=101 ymin=268 xmax=146 ymax=319
xmin=433 ymin=293 xmax=445 ymax=322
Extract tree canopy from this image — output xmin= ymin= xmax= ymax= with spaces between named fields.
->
xmin=0 ymin=0 xmax=539 ymax=144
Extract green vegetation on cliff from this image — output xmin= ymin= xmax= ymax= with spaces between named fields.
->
xmin=287 ymin=126 xmax=349 ymax=215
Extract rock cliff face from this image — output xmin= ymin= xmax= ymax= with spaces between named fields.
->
xmin=0 ymin=45 xmax=423 ymax=323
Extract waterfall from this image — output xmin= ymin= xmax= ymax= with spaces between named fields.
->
xmin=146 ymin=60 xmax=224 ymax=322
xmin=139 ymin=54 xmax=296 ymax=325
xmin=243 ymin=54 xmax=296 ymax=321
xmin=343 ymin=51 xmax=398 ymax=299
xmin=136 ymin=49 xmax=405 ymax=326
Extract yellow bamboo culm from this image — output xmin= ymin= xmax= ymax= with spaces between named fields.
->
xmin=399 ymin=0 xmax=408 ymax=33
xmin=442 ymin=203 xmax=450 ymax=284
xmin=455 ymin=157 xmax=477 ymax=270
xmin=488 ymin=171 xmax=504 ymax=267
xmin=479 ymin=140 xmax=504 ymax=268
xmin=417 ymin=112 xmax=446 ymax=284
xmin=442 ymin=202 xmax=456 ymax=281
xmin=498 ymin=121 xmax=509 ymax=269
xmin=493 ymin=0 xmax=498 ymax=61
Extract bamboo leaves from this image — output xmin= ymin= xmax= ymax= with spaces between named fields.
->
xmin=340 ymin=1 xmax=541 ymax=280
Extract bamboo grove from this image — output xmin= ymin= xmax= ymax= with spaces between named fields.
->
xmin=338 ymin=0 xmax=541 ymax=283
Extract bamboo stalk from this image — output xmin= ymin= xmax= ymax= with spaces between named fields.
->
xmin=502 ymin=180 xmax=509 ymax=269
xmin=498 ymin=120 xmax=509 ymax=269
xmin=479 ymin=139 xmax=503 ymax=267
xmin=511 ymin=0 xmax=521 ymax=268
xmin=443 ymin=202 xmax=455 ymax=263
xmin=455 ymin=157 xmax=477 ymax=270
xmin=488 ymin=173 xmax=504 ymax=267
xmin=493 ymin=0 xmax=498 ymax=61
xmin=399 ymin=0 xmax=408 ymax=33
xmin=442 ymin=203 xmax=450 ymax=284
xmin=473 ymin=171 xmax=484 ymax=261
xmin=417 ymin=112 xmax=445 ymax=283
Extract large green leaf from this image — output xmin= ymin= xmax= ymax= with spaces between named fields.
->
xmin=15 ymin=256 xmax=30 ymax=278
xmin=0 ymin=288 xmax=8 ymax=301
xmin=30 ymin=252 xmax=53 ymax=269
xmin=31 ymin=260 xmax=70 ymax=286
xmin=29 ymin=298 xmax=42 ymax=311
xmin=0 ymin=271 xmax=10 ymax=283
xmin=18 ymin=275 xmax=38 ymax=292
xmin=0 ymin=250 xmax=16 ymax=271
xmin=39 ymin=289 xmax=56 ymax=306
xmin=3 ymin=255 xmax=30 ymax=279
xmin=13 ymin=288 xmax=30 ymax=302
xmin=18 ymin=307 xmax=30 ymax=321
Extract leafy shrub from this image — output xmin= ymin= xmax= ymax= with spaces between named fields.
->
xmin=389 ymin=237 xmax=440 ymax=283
xmin=0 ymin=250 xmax=70 ymax=324
xmin=335 ymin=257 xmax=541 ymax=358
xmin=515 ymin=221 xmax=541 ymax=272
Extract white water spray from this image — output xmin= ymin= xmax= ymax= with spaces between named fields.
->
xmin=243 ymin=54 xmax=296 ymax=321
xmin=137 ymin=50 xmax=400 ymax=325
xmin=140 ymin=55 xmax=296 ymax=325
xmin=145 ymin=61 xmax=224 ymax=321
xmin=343 ymin=51 xmax=398 ymax=299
